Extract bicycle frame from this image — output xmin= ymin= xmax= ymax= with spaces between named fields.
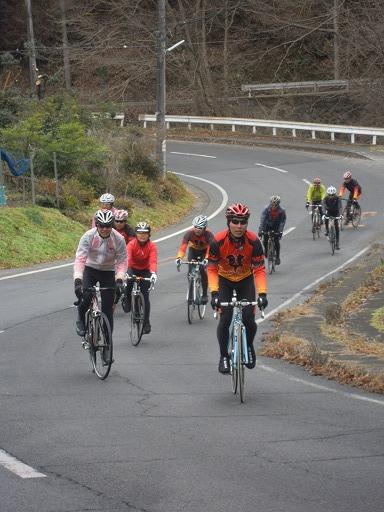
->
xmin=179 ymin=260 xmax=207 ymax=323
xmin=324 ymin=215 xmax=341 ymax=254
xmin=309 ymin=204 xmax=321 ymax=239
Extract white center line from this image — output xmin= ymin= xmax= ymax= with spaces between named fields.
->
xmin=302 ymin=178 xmax=311 ymax=185
xmin=283 ymin=227 xmax=296 ymax=236
xmin=0 ymin=449 xmax=46 ymax=479
xmin=170 ymin=151 xmax=216 ymax=158
xmin=255 ymin=163 xmax=288 ymax=173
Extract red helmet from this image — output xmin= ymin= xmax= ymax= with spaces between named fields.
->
xmin=343 ymin=170 xmax=352 ymax=180
xmin=225 ymin=203 xmax=250 ymax=219
xmin=313 ymin=177 xmax=321 ymax=185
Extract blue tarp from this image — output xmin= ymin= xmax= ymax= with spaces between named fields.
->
xmin=0 ymin=148 xmax=30 ymax=176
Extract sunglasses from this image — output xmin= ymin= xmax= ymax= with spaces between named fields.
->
xmin=97 ymin=223 xmax=113 ymax=228
xmin=115 ymin=220 xmax=126 ymax=223
xmin=230 ymin=219 xmax=247 ymax=225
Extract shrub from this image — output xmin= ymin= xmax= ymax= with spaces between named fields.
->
xmin=159 ymin=173 xmax=187 ymax=202
xmin=35 ymin=195 xmax=56 ymax=208
xmin=120 ymin=134 xmax=160 ymax=181
xmin=128 ymin=175 xmax=155 ymax=206
xmin=61 ymin=177 xmax=95 ymax=210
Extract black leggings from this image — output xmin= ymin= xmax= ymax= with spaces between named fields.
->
xmin=217 ymin=275 xmax=257 ymax=357
xmin=125 ymin=268 xmax=151 ymax=324
xmin=78 ymin=266 xmax=116 ymax=332
xmin=188 ymin=247 xmax=208 ymax=295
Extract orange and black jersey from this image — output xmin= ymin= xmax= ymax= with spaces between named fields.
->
xmin=176 ymin=228 xmax=215 ymax=259
xmin=207 ymin=229 xmax=267 ymax=294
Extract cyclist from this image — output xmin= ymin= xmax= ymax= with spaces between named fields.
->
xmin=305 ymin=177 xmax=326 ymax=220
xmin=124 ymin=222 xmax=158 ymax=334
xmin=114 ymin=209 xmax=135 ymax=245
xmin=258 ymin=195 xmax=286 ymax=265
xmin=91 ymin=193 xmax=118 ymax=227
xmin=323 ymin=186 xmax=342 ymax=250
xmin=338 ymin=170 xmax=362 ymax=224
xmin=175 ymin=215 xmax=214 ymax=304
xmin=74 ymin=209 xmax=127 ymax=338
xmin=208 ymin=203 xmax=268 ymax=374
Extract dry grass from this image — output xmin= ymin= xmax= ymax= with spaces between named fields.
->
xmin=320 ymin=324 xmax=384 ymax=358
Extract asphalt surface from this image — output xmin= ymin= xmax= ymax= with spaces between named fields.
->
xmin=1 ymin=140 xmax=384 ymax=512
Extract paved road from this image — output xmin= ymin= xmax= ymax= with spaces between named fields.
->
xmin=1 ymin=141 xmax=383 ymax=512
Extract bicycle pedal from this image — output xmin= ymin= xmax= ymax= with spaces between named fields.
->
xmin=82 ymin=341 xmax=91 ymax=350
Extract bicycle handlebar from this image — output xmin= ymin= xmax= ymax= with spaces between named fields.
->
xmin=125 ymin=274 xmax=155 ymax=290
xmin=179 ymin=260 xmax=207 ymax=266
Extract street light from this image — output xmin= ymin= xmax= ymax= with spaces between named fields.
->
xmin=156 ymin=3 xmax=185 ymax=179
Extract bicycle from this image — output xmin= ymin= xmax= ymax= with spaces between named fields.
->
xmin=309 ymin=204 xmax=322 ymax=239
xmin=123 ymin=275 xmax=154 ymax=346
xmin=324 ymin=215 xmax=341 ymax=255
xmin=76 ymin=285 xmax=114 ymax=380
xmin=262 ymin=231 xmax=277 ymax=274
xmin=178 ymin=259 xmax=207 ymax=323
xmin=341 ymin=198 xmax=361 ymax=229
xmin=215 ymin=290 xmax=264 ymax=403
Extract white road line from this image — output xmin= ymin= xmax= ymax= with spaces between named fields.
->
xmin=0 ymin=172 xmax=228 ymax=280
xmin=302 ymin=178 xmax=311 ymax=185
xmin=258 ymin=364 xmax=384 ymax=406
xmin=0 ymin=449 xmax=46 ymax=478
xmin=283 ymin=227 xmax=296 ymax=236
xmin=170 ymin=151 xmax=216 ymax=158
xmin=255 ymin=163 xmax=288 ymax=173
xmin=257 ymin=245 xmax=370 ymax=323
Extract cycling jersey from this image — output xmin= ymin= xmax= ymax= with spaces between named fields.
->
xmin=176 ymin=228 xmax=214 ymax=259
xmin=323 ymin=195 xmax=342 ymax=217
xmin=339 ymin=178 xmax=361 ymax=199
xmin=74 ymin=227 xmax=127 ymax=281
xmin=127 ymin=238 xmax=157 ymax=273
xmin=306 ymin=184 xmax=326 ymax=203
xmin=207 ymin=229 xmax=267 ymax=293
xmin=259 ymin=205 xmax=286 ymax=233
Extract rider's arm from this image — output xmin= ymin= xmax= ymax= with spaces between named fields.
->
xmin=251 ymin=237 xmax=267 ymax=294
xmin=352 ymin=185 xmax=359 ymax=199
xmin=338 ymin=184 xmax=345 ymax=197
xmin=204 ymin=230 xmax=215 ymax=258
xmin=114 ymin=232 xmax=128 ymax=280
xmin=278 ymin=207 xmax=286 ymax=233
xmin=320 ymin=184 xmax=327 ymax=200
xmin=258 ymin=207 xmax=267 ymax=234
xmin=176 ymin=231 xmax=190 ymax=259
xmin=73 ymin=229 xmax=93 ymax=280
xmin=149 ymin=242 xmax=158 ymax=273
xmin=207 ymin=238 xmax=220 ymax=292
xmin=306 ymin=184 xmax=314 ymax=202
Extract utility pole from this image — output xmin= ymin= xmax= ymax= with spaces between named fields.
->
xmin=333 ymin=0 xmax=340 ymax=80
xmin=59 ymin=0 xmax=71 ymax=90
xmin=156 ymin=0 xmax=166 ymax=179
xmin=25 ymin=0 xmax=38 ymax=96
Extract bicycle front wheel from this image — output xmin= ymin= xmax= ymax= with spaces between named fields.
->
xmin=130 ymin=292 xmax=145 ymax=346
xmin=196 ymin=275 xmax=206 ymax=320
xmin=352 ymin=204 xmax=361 ymax=228
xmin=238 ymin=325 xmax=245 ymax=403
xmin=187 ymin=278 xmax=195 ymax=324
xmin=267 ymin=239 xmax=275 ymax=274
xmin=90 ymin=313 xmax=113 ymax=380
xmin=330 ymin=225 xmax=336 ymax=255
xmin=229 ymin=330 xmax=238 ymax=395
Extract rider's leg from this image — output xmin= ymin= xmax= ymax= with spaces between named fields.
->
xmin=99 ymin=270 xmax=116 ymax=333
xmin=324 ymin=217 xmax=329 ymax=236
xmin=335 ymin=219 xmax=340 ymax=249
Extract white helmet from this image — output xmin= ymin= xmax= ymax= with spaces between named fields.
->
xmin=99 ymin=193 xmax=115 ymax=204
xmin=192 ymin=215 xmax=208 ymax=229
xmin=95 ymin=209 xmax=114 ymax=226
xmin=270 ymin=195 xmax=281 ymax=206
xmin=114 ymin=209 xmax=128 ymax=221
xmin=327 ymin=186 xmax=337 ymax=195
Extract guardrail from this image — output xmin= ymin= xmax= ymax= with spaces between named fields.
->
xmin=139 ymin=114 xmax=384 ymax=145
xmin=241 ymin=79 xmax=351 ymax=95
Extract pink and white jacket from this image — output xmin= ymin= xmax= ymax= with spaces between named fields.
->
xmin=74 ymin=227 xmax=127 ymax=281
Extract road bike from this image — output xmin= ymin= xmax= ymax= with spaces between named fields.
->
xmin=123 ymin=275 xmax=154 ymax=346
xmin=264 ymin=231 xmax=277 ymax=274
xmin=341 ymin=199 xmax=361 ymax=229
xmin=178 ymin=259 xmax=207 ymax=324
xmin=215 ymin=290 xmax=264 ymax=403
xmin=78 ymin=285 xmax=114 ymax=380
xmin=325 ymin=215 xmax=341 ymax=255
xmin=309 ymin=203 xmax=322 ymax=239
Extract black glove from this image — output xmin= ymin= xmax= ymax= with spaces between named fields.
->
xmin=257 ymin=293 xmax=268 ymax=310
xmin=115 ymin=279 xmax=123 ymax=301
xmin=211 ymin=291 xmax=219 ymax=310
xmin=278 ymin=232 xmax=283 ymax=239
xmin=74 ymin=278 xmax=83 ymax=300
xmin=305 ymin=202 xmax=309 ymax=210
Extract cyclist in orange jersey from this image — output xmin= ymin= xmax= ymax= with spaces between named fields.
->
xmin=207 ymin=203 xmax=268 ymax=374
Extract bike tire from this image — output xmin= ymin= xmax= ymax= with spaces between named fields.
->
xmin=352 ymin=204 xmax=361 ymax=228
xmin=196 ymin=275 xmax=206 ymax=320
xmin=229 ymin=330 xmax=238 ymax=395
xmin=91 ymin=313 xmax=113 ymax=380
xmin=267 ymin=238 xmax=275 ymax=274
xmin=341 ymin=205 xmax=348 ymax=231
xmin=312 ymin=214 xmax=317 ymax=240
xmin=130 ymin=292 xmax=145 ymax=346
xmin=187 ymin=278 xmax=195 ymax=324
xmin=238 ymin=325 xmax=245 ymax=403
xmin=330 ymin=225 xmax=336 ymax=255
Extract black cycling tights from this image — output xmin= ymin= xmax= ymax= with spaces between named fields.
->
xmin=126 ymin=268 xmax=152 ymax=324
xmin=78 ymin=266 xmax=115 ymax=332
xmin=217 ymin=275 xmax=257 ymax=357
xmin=188 ymin=248 xmax=208 ymax=295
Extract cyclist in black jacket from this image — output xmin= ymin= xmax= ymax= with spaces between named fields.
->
xmin=323 ymin=186 xmax=342 ymax=250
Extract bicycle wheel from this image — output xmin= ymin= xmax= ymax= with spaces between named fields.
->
xmin=267 ymin=239 xmax=275 ymax=274
xmin=238 ymin=325 xmax=246 ymax=403
xmin=351 ymin=204 xmax=361 ymax=228
xmin=90 ymin=313 xmax=113 ymax=380
xmin=330 ymin=225 xmax=336 ymax=255
xmin=312 ymin=214 xmax=317 ymax=240
xmin=187 ymin=278 xmax=195 ymax=324
xmin=341 ymin=205 xmax=348 ymax=231
xmin=130 ymin=292 xmax=145 ymax=346
xmin=229 ymin=329 xmax=238 ymax=394
xmin=196 ymin=274 xmax=206 ymax=320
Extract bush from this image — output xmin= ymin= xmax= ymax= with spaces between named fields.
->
xmin=159 ymin=173 xmax=187 ymax=202
xmin=120 ymin=134 xmax=160 ymax=181
xmin=128 ymin=175 xmax=155 ymax=206
xmin=61 ymin=177 xmax=95 ymax=210
xmin=35 ymin=195 xmax=56 ymax=208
